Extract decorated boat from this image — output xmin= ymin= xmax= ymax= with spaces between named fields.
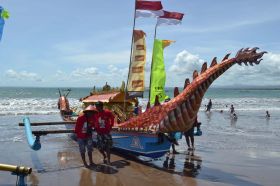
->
xmin=21 ymin=1 xmax=266 ymax=159
xmin=57 ymin=47 xmax=266 ymax=158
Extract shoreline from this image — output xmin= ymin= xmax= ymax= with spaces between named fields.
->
xmin=0 ymin=111 xmax=280 ymax=185
xmin=1 ymin=136 xmax=279 ymax=186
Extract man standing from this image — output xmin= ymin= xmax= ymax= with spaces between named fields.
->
xmin=95 ymin=101 xmax=115 ymax=165
xmin=230 ymin=104 xmax=235 ymax=114
xmin=75 ymin=105 xmax=97 ymax=167
xmin=184 ymin=117 xmax=197 ymax=151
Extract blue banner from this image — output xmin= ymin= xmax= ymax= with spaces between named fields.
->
xmin=0 ymin=6 xmax=5 ymax=41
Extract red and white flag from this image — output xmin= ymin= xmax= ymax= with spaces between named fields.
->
xmin=136 ymin=0 xmax=164 ymax=18
xmin=157 ymin=10 xmax=184 ymax=26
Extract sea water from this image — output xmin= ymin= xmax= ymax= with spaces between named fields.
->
xmin=0 ymin=87 xmax=280 ymax=116
xmin=0 ymin=86 xmax=279 ymax=142
xmin=0 ymin=87 xmax=280 ymax=185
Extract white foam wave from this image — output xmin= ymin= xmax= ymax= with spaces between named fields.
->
xmin=201 ymin=98 xmax=280 ymax=111
xmin=1 ymin=96 xmax=279 ymax=115
xmin=0 ymin=98 xmax=80 ymax=116
xmin=139 ymin=97 xmax=280 ymax=111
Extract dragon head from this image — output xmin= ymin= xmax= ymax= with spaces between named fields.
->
xmin=235 ymin=47 xmax=267 ymax=66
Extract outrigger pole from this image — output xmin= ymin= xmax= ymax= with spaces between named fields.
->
xmin=124 ymin=0 xmax=137 ymax=113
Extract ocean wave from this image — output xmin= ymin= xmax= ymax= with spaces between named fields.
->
xmin=139 ymin=97 xmax=280 ymax=111
xmin=0 ymin=97 xmax=279 ymax=116
xmin=0 ymin=98 xmax=80 ymax=116
xmin=200 ymin=98 xmax=280 ymax=111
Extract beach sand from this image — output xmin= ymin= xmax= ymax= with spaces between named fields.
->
xmin=1 ymin=111 xmax=280 ymax=186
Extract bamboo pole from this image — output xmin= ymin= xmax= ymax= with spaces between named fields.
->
xmin=148 ymin=24 xmax=158 ymax=102
xmin=32 ymin=129 xmax=74 ymax=136
xmin=19 ymin=121 xmax=75 ymax=126
xmin=124 ymin=0 xmax=137 ymax=115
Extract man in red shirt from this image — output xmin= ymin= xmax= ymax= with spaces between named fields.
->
xmin=95 ymin=101 xmax=114 ymax=165
xmin=75 ymin=105 xmax=97 ymax=167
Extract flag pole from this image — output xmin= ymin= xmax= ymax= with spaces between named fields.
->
xmin=124 ymin=0 xmax=137 ymax=116
xmin=148 ymin=23 xmax=158 ymax=103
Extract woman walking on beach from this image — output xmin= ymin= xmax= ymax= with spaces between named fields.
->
xmin=75 ymin=105 xmax=97 ymax=167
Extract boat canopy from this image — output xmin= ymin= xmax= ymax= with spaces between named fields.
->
xmin=81 ymin=91 xmax=137 ymax=104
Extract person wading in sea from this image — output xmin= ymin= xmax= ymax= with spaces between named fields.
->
xmin=75 ymin=105 xmax=97 ymax=167
xmin=206 ymin=99 xmax=212 ymax=112
xmin=230 ymin=104 xmax=235 ymax=114
xmin=266 ymin=110 xmax=270 ymax=118
xmin=95 ymin=101 xmax=115 ymax=165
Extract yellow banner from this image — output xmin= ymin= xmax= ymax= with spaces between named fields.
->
xmin=127 ymin=30 xmax=146 ymax=96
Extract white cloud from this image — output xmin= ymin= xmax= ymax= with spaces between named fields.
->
xmin=107 ymin=65 xmax=128 ymax=78
xmin=263 ymin=53 xmax=280 ymax=76
xmin=215 ymin=52 xmax=280 ymax=85
xmin=53 ymin=42 xmax=89 ymax=54
xmin=169 ymin=50 xmax=205 ymax=75
xmin=5 ymin=69 xmax=42 ymax=82
xmin=54 ymin=70 xmax=70 ymax=81
xmin=180 ymin=19 xmax=275 ymax=34
xmin=62 ymin=51 xmax=131 ymax=65
xmin=50 ymin=66 xmax=129 ymax=86
xmin=166 ymin=50 xmax=280 ymax=87
xmin=71 ymin=67 xmax=99 ymax=78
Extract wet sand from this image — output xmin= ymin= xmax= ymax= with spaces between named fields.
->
xmin=1 ymin=111 xmax=280 ymax=186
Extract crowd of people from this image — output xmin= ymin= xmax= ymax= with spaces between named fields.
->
xmin=206 ymin=99 xmax=271 ymax=120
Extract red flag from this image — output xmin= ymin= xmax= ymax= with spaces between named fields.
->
xmin=157 ymin=10 xmax=184 ymax=26
xmin=136 ymin=0 xmax=164 ymax=18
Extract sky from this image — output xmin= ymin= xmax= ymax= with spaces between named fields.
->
xmin=0 ymin=0 xmax=280 ymax=88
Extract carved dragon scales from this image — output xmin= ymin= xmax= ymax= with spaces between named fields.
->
xmin=118 ymin=48 xmax=267 ymax=133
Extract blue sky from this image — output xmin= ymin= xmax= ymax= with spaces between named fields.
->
xmin=0 ymin=0 xmax=280 ymax=87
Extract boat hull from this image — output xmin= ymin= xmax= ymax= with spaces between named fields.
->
xmin=59 ymin=95 xmax=171 ymax=158
xmin=108 ymin=131 xmax=171 ymax=158
xmin=64 ymin=124 xmax=171 ymax=158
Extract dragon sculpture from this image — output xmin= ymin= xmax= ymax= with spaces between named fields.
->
xmin=117 ymin=48 xmax=267 ymax=133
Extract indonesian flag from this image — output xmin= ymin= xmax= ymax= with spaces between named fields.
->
xmin=136 ymin=0 xmax=164 ymax=18
xmin=157 ymin=10 xmax=184 ymax=26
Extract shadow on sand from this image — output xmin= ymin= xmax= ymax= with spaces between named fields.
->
xmin=116 ymin=150 xmax=262 ymax=186
xmin=87 ymin=160 xmax=130 ymax=174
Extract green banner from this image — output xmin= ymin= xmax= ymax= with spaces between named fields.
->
xmin=150 ymin=39 xmax=167 ymax=104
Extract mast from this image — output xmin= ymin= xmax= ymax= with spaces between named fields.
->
xmin=124 ymin=0 xmax=137 ymax=113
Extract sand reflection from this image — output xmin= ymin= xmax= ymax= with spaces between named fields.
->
xmin=79 ymin=168 xmax=95 ymax=186
xmin=183 ymin=152 xmax=202 ymax=177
